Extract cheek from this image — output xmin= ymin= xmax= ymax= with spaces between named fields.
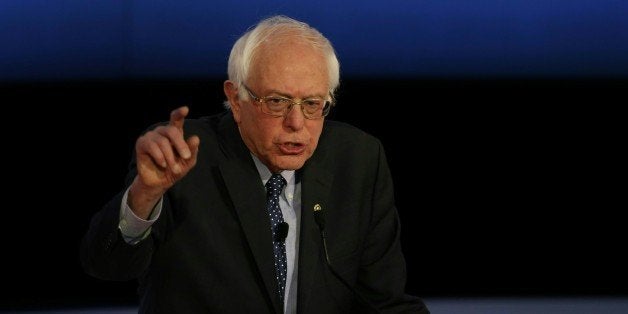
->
xmin=311 ymin=120 xmax=324 ymax=136
xmin=307 ymin=123 xmax=324 ymax=148
xmin=248 ymin=116 xmax=279 ymax=147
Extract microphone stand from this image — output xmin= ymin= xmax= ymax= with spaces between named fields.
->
xmin=313 ymin=205 xmax=381 ymax=314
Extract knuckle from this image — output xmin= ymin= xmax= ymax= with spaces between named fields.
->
xmin=166 ymin=126 xmax=181 ymax=138
xmin=155 ymin=136 xmax=171 ymax=148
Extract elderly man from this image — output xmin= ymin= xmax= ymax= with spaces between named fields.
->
xmin=82 ymin=15 xmax=429 ymax=314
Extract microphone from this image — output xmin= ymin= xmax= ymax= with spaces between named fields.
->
xmin=312 ymin=204 xmax=381 ymax=314
xmin=275 ymin=222 xmax=289 ymax=242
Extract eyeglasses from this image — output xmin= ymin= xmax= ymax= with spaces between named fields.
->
xmin=242 ymin=84 xmax=333 ymax=119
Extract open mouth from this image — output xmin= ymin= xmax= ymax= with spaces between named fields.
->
xmin=278 ymin=142 xmax=306 ymax=155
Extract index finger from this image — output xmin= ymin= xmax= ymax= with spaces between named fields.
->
xmin=169 ymin=106 xmax=189 ymax=131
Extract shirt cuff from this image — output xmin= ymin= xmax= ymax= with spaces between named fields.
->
xmin=118 ymin=187 xmax=163 ymax=244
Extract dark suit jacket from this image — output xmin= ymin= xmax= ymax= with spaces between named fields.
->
xmin=81 ymin=112 xmax=428 ymax=313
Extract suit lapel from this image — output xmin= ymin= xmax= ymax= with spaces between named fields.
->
xmin=217 ymin=115 xmax=283 ymax=314
xmin=216 ymin=114 xmax=336 ymax=313
xmin=297 ymin=150 xmax=334 ymax=313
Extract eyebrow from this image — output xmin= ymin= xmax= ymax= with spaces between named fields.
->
xmin=265 ymin=89 xmax=327 ymax=100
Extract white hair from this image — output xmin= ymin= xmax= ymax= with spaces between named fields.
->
xmin=224 ymin=15 xmax=340 ymax=109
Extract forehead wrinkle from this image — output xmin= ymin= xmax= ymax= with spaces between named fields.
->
xmin=249 ymin=37 xmax=329 ymax=99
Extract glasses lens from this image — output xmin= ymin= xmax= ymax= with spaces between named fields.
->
xmin=302 ymin=99 xmax=324 ymax=115
xmin=302 ymin=100 xmax=331 ymax=119
xmin=262 ymin=97 xmax=291 ymax=116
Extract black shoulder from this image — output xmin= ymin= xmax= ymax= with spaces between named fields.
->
xmin=321 ymin=119 xmax=382 ymax=148
xmin=182 ymin=111 xmax=233 ymax=138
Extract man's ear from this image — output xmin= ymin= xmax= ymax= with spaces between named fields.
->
xmin=224 ymin=80 xmax=241 ymax=123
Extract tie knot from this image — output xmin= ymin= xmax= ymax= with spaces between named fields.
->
xmin=266 ymin=173 xmax=286 ymax=198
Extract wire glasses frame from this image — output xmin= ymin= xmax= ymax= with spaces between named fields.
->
xmin=242 ymin=84 xmax=333 ymax=119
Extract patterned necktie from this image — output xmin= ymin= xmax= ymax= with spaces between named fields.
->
xmin=266 ymin=173 xmax=288 ymax=303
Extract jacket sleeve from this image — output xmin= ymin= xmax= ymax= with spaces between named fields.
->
xmin=80 ymin=187 xmax=160 ymax=281
xmin=80 ymin=122 xmax=173 ymax=281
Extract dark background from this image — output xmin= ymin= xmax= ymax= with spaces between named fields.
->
xmin=1 ymin=0 xmax=627 ymax=310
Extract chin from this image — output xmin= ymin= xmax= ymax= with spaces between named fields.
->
xmin=275 ymin=156 xmax=308 ymax=171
